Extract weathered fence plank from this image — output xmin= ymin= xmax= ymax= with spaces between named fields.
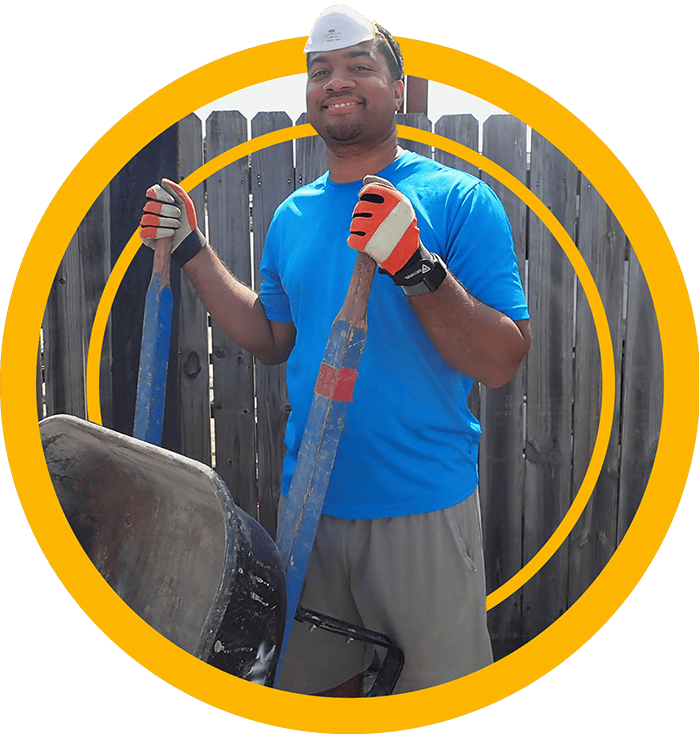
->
xmin=108 ymin=124 xmax=181 ymax=450
xmin=434 ymin=113 xmax=479 ymax=177
xmin=522 ymin=131 xmax=578 ymax=640
xmin=405 ymin=76 xmax=428 ymax=115
xmin=479 ymin=113 xmax=529 ymax=658
xmin=83 ymin=188 xmax=114 ymax=431
xmin=205 ymin=111 xmax=257 ymax=518
xmin=42 ymin=187 xmax=113 ymax=424
xmin=251 ymin=112 xmax=295 ymax=536
xmin=567 ymin=175 xmax=627 ymax=604
xmin=295 ymin=113 xmax=327 ymax=187
xmin=396 ymin=112 xmax=431 ymax=157
xmin=176 ymin=113 xmax=211 ymax=466
xmin=43 ymin=228 xmax=88 ymax=419
xmin=617 ymin=248 xmax=663 ymax=535
xmin=36 ymin=343 xmax=43 ymax=419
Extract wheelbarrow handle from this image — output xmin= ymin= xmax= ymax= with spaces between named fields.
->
xmin=133 ymin=236 xmax=174 ymax=445
xmin=274 ymin=252 xmax=376 ymax=686
xmin=295 ymin=607 xmax=404 ymax=696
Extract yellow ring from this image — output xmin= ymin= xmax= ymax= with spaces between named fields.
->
xmin=2 ymin=36 xmax=697 ymax=733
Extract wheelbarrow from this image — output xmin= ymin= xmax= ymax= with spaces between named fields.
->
xmin=40 ymin=414 xmax=404 ymax=694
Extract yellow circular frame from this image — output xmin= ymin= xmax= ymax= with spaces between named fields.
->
xmin=2 ymin=37 xmax=697 ymax=733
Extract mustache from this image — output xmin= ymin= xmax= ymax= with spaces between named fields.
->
xmin=320 ymin=93 xmax=365 ymax=107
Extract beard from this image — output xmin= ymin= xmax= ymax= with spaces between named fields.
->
xmin=323 ymin=121 xmax=364 ymax=142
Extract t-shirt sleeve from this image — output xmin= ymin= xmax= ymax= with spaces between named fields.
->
xmin=258 ymin=211 xmax=293 ymax=323
xmin=441 ymin=180 xmax=529 ymax=322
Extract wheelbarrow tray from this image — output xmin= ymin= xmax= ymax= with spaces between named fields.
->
xmin=40 ymin=414 xmax=285 ymax=685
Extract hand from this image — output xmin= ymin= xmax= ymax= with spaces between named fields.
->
xmin=347 ymin=175 xmax=422 ymax=276
xmin=140 ymin=178 xmax=207 ymax=267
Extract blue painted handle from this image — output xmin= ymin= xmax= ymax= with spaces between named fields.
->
xmin=273 ymin=253 xmax=375 ymax=687
xmin=134 ymin=237 xmax=173 ymax=446
xmin=133 ymin=273 xmax=173 ymax=444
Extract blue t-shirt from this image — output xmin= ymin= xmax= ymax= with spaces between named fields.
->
xmin=259 ymin=150 xmax=528 ymax=519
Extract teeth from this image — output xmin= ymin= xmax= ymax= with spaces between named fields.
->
xmin=328 ymin=102 xmax=354 ymax=109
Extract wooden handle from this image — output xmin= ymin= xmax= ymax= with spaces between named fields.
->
xmin=152 ymin=236 xmax=172 ymax=285
xmin=273 ymin=250 xmax=376 ymax=685
xmin=133 ymin=234 xmax=174 ymax=445
xmin=337 ymin=251 xmax=376 ymax=327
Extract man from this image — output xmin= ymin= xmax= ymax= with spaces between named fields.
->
xmin=140 ymin=5 xmax=531 ymax=696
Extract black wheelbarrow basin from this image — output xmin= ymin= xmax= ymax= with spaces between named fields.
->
xmin=39 ymin=414 xmax=286 ymax=686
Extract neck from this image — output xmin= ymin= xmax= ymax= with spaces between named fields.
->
xmin=326 ymin=132 xmax=403 ymax=184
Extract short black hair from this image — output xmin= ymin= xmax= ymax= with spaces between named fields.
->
xmin=374 ymin=24 xmax=404 ymax=81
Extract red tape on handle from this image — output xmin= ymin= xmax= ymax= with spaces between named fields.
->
xmin=315 ymin=363 xmax=359 ymax=402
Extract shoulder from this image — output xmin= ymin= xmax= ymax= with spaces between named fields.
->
xmin=391 ymin=150 xmax=481 ymax=192
xmin=276 ymin=175 xmax=327 ymax=212
xmin=266 ymin=176 xmax=330 ymax=238
xmin=390 ymin=150 xmax=498 ymax=213
xmin=391 ymin=151 xmax=505 ymax=221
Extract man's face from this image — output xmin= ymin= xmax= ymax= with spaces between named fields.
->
xmin=305 ymin=39 xmax=404 ymax=147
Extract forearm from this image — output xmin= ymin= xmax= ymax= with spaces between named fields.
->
xmin=183 ymin=246 xmax=293 ymax=365
xmin=345 ymin=176 xmax=529 ymax=384
xmin=408 ymin=272 xmax=531 ymax=387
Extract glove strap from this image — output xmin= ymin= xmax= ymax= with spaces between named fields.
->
xmin=391 ymin=245 xmax=448 ymax=296
xmin=172 ymin=229 xmax=208 ymax=267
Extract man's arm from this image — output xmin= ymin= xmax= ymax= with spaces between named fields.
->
xmin=140 ymin=179 xmax=296 ymax=366
xmin=348 ymin=175 xmax=530 ymax=387
xmin=183 ymin=246 xmax=296 ymax=366
xmin=407 ymin=272 xmax=531 ymax=388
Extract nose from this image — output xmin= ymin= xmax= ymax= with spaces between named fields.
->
xmin=323 ymin=72 xmax=355 ymax=93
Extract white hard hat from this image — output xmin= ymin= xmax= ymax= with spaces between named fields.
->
xmin=304 ymin=5 xmax=376 ymax=54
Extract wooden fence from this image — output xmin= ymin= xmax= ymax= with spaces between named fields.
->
xmin=38 ymin=110 xmax=663 ymax=660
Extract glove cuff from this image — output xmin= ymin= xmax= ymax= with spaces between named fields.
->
xmin=387 ymin=241 xmax=430 ymax=283
xmin=172 ymin=228 xmax=208 ymax=267
xmin=390 ymin=243 xmax=447 ymax=294
xmin=401 ymin=253 xmax=447 ymax=295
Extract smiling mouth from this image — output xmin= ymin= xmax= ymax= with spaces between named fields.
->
xmin=323 ymin=98 xmax=363 ymax=111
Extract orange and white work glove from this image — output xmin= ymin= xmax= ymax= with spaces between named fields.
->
xmin=347 ymin=176 xmax=446 ymax=294
xmin=140 ymin=178 xmax=207 ymax=267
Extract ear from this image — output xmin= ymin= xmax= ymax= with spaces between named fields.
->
xmin=394 ymin=79 xmax=405 ymax=112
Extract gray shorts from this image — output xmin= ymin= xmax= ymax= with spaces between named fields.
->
xmin=275 ymin=491 xmax=493 ymax=694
